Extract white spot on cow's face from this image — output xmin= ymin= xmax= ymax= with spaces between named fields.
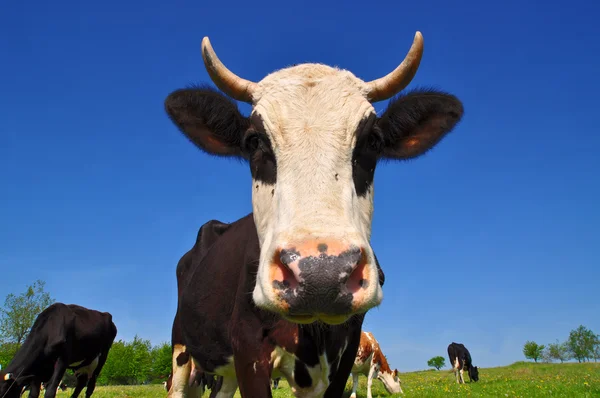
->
xmin=250 ymin=64 xmax=383 ymax=321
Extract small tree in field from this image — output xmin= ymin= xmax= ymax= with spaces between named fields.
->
xmin=523 ymin=341 xmax=545 ymax=362
xmin=546 ymin=340 xmax=570 ymax=363
xmin=567 ymin=325 xmax=598 ymax=363
xmin=427 ymin=356 xmax=446 ymax=370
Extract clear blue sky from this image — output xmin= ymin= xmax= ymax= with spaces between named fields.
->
xmin=1 ymin=0 xmax=599 ymax=372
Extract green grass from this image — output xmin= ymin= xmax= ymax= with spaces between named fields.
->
xmin=52 ymin=362 xmax=599 ymax=397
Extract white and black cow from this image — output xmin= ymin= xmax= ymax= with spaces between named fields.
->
xmin=447 ymin=342 xmax=479 ymax=384
xmin=0 ymin=303 xmax=117 ymax=398
xmin=165 ymin=31 xmax=463 ymax=397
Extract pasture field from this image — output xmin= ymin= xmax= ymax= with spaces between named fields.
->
xmin=52 ymin=361 xmax=599 ymax=397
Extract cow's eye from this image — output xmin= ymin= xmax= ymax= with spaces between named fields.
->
xmin=243 ymin=133 xmax=261 ymax=153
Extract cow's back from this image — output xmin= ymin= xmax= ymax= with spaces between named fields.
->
xmin=68 ymin=305 xmax=116 ymax=350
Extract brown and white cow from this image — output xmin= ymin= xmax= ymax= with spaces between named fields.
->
xmin=350 ymin=331 xmax=402 ymax=398
xmin=165 ymin=31 xmax=463 ymax=397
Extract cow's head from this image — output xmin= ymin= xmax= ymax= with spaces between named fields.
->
xmin=469 ymin=365 xmax=479 ymax=382
xmin=378 ymin=368 xmax=403 ymax=394
xmin=165 ymin=32 xmax=463 ymax=325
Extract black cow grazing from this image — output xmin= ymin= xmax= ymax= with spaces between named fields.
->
xmin=447 ymin=342 xmax=479 ymax=384
xmin=167 ymin=215 xmax=386 ymax=397
xmin=0 ymin=303 xmax=117 ymax=398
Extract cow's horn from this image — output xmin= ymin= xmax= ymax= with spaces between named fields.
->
xmin=365 ymin=32 xmax=424 ymax=103
xmin=201 ymin=37 xmax=257 ymax=103
xmin=4 ymin=373 xmax=12 ymax=381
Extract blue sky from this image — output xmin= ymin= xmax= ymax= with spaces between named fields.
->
xmin=1 ymin=0 xmax=599 ymax=372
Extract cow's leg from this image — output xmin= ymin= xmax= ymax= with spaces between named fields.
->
xmin=27 ymin=381 xmax=41 ymax=398
xmin=324 ymin=325 xmax=363 ymax=398
xmin=84 ymin=350 xmax=110 ymax=397
xmin=366 ymin=365 xmax=377 ymax=398
xmin=231 ymin=334 xmax=272 ymax=397
xmin=232 ymin=355 xmax=270 ymax=397
xmin=453 ymin=358 xmax=460 ymax=384
xmin=168 ymin=345 xmax=192 ymax=398
xmin=70 ymin=375 xmax=88 ymax=398
xmin=44 ymin=358 xmax=68 ymax=398
xmin=213 ymin=376 xmax=238 ymax=398
xmin=349 ymin=372 xmax=359 ymax=398
xmin=208 ymin=376 xmax=223 ymax=398
xmin=459 ymin=368 xmax=465 ymax=384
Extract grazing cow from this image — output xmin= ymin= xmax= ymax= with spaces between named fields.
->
xmin=350 ymin=331 xmax=402 ymax=398
xmin=447 ymin=342 xmax=479 ymax=384
xmin=0 ymin=303 xmax=117 ymax=398
xmin=165 ymin=30 xmax=463 ymax=397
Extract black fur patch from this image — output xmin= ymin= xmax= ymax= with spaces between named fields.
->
xmin=176 ymin=352 xmax=190 ymax=366
xmin=294 ymin=360 xmax=313 ymax=388
xmin=164 ymin=85 xmax=249 ymax=158
xmin=352 ymin=114 xmax=380 ymax=197
xmin=376 ymin=88 xmax=464 ymax=160
xmin=247 ymin=113 xmax=277 ymax=185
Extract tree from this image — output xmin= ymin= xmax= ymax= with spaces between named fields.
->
xmin=149 ymin=342 xmax=172 ymax=383
xmin=593 ymin=338 xmax=600 ymax=363
xmin=0 ymin=280 xmax=55 ymax=350
xmin=523 ymin=341 xmax=545 ymax=362
xmin=427 ymin=356 xmax=445 ymax=370
xmin=97 ymin=336 xmax=153 ymax=385
xmin=545 ymin=340 xmax=570 ymax=363
xmin=567 ymin=325 xmax=598 ymax=363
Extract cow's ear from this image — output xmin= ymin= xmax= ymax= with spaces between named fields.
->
xmin=165 ymin=86 xmax=250 ymax=158
xmin=376 ymin=88 xmax=463 ymax=160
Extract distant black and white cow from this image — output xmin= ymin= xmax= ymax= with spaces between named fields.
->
xmin=0 ymin=303 xmax=117 ymax=398
xmin=165 ymin=30 xmax=463 ymax=397
xmin=447 ymin=342 xmax=479 ymax=384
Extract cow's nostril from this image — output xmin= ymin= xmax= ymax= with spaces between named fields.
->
xmin=279 ymin=248 xmax=300 ymax=266
xmin=272 ymin=250 xmax=300 ymax=290
xmin=345 ymin=257 xmax=368 ymax=294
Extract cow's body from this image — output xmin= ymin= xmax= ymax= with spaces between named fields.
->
xmin=168 ymin=214 xmax=384 ymax=398
xmin=447 ymin=343 xmax=479 ymax=384
xmin=350 ymin=331 xmax=402 ymax=398
xmin=165 ymin=30 xmax=464 ymax=398
xmin=0 ymin=303 xmax=117 ymax=398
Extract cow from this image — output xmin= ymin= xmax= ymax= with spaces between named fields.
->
xmin=165 ymin=30 xmax=463 ymax=397
xmin=447 ymin=342 xmax=479 ymax=384
xmin=350 ymin=331 xmax=402 ymax=398
xmin=0 ymin=303 xmax=117 ymax=398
